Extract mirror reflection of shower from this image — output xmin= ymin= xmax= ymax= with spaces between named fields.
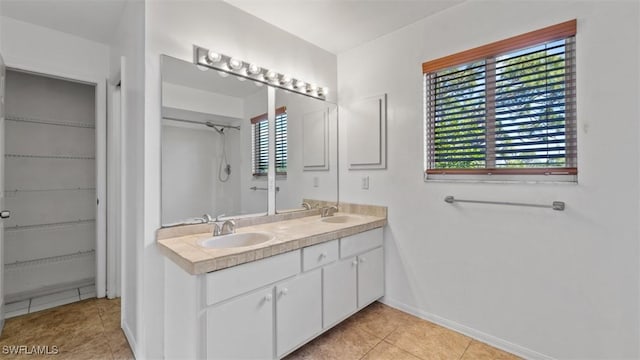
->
xmin=206 ymin=122 xmax=231 ymax=182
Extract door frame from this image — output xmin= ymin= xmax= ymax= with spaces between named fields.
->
xmin=107 ymin=72 xmax=122 ymax=299
xmin=2 ymin=54 xmax=108 ymax=298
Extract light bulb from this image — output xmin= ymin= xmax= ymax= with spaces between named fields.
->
xmin=248 ymin=63 xmax=261 ymax=75
xmin=207 ymin=51 xmax=222 ymax=63
xmin=265 ymin=70 xmax=277 ymax=82
xmin=294 ymin=80 xmax=306 ymax=89
xmin=318 ymin=87 xmax=329 ymax=96
xmin=306 ymin=83 xmax=317 ymax=93
xmin=228 ymin=58 xmax=243 ymax=70
xmin=279 ymin=75 xmax=292 ymax=85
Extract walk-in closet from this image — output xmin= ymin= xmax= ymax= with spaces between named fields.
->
xmin=3 ymin=70 xmax=96 ymax=316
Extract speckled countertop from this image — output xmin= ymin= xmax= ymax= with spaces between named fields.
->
xmin=157 ymin=203 xmax=387 ymax=275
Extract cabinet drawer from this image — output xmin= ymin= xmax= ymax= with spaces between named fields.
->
xmin=340 ymin=228 xmax=383 ymax=258
xmin=205 ymin=250 xmax=300 ymax=305
xmin=302 ymin=240 xmax=338 ymax=272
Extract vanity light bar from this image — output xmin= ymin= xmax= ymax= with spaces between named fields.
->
xmin=193 ymin=45 xmax=328 ymax=100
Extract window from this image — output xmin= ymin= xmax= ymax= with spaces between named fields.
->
xmin=423 ymin=20 xmax=577 ymax=180
xmin=251 ymin=106 xmax=288 ymax=176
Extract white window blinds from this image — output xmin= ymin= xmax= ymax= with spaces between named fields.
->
xmin=251 ymin=107 xmax=287 ymax=176
xmin=424 ymin=20 xmax=577 ymax=177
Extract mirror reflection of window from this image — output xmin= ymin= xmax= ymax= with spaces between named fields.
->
xmin=251 ymin=106 xmax=288 ymax=176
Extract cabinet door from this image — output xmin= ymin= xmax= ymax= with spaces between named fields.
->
xmin=276 ymin=270 xmax=322 ymax=357
xmin=323 ymin=257 xmax=357 ymax=328
xmin=206 ymin=287 xmax=274 ymax=360
xmin=357 ymin=247 xmax=384 ymax=308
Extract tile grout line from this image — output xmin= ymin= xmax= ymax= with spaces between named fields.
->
xmin=357 ymin=324 xmax=407 ymax=360
xmin=382 ymin=326 xmax=430 ymax=360
xmin=358 ymin=336 xmax=385 ymax=360
xmin=458 ymin=340 xmax=473 ymax=360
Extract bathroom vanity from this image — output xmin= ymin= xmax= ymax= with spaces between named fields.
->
xmin=158 ymin=206 xmax=386 ymax=359
xmin=157 ymin=52 xmax=380 ymax=359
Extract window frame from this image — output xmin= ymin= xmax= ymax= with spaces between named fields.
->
xmin=423 ymin=20 xmax=577 ymax=182
xmin=251 ymin=106 xmax=288 ymax=177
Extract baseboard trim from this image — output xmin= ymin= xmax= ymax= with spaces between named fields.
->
xmin=122 ymin=320 xmax=138 ymax=359
xmin=5 ymin=278 xmax=94 ymax=303
xmin=380 ymin=297 xmax=555 ymax=360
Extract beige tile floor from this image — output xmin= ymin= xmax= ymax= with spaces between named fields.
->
xmin=286 ymin=302 xmax=521 ymax=360
xmin=0 ymin=297 xmax=133 ymax=359
xmin=0 ymin=298 xmax=520 ymax=360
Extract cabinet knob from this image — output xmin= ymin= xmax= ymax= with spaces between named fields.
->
xmin=319 ymin=252 xmax=327 ymax=259
xmin=280 ymin=288 xmax=289 ymax=296
xmin=352 ymin=259 xmax=358 ymax=266
xmin=264 ymin=294 xmax=272 ymax=302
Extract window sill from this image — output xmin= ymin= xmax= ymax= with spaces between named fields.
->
xmin=424 ymin=173 xmax=578 ymax=184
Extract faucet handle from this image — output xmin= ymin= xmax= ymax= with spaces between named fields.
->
xmin=202 ymin=214 xmax=213 ymax=223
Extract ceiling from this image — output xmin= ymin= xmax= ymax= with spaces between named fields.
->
xmin=224 ymin=0 xmax=465 ymax=54
xmin=1 ymin=0 xmax=464 ymax=53
xmin=162 ymin=56 xmax=265 ymax=98
xmin=0 ymin=0 xmax=127 ymax=44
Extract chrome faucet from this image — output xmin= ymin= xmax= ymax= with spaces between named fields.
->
xmin=212 ymin=223 xmax=222 ymax=236
xmin=221 ymin=220 xmax=236 ymax=235
xmin=202 ymin=214 xmax=214 ymax=223
xmin=302 ymin=202 xmax=312 ymax=210
xmin=212 ymin=220 xmax=236 ymax=236
xmin=321 ymin=206 xmax=339 ymax=217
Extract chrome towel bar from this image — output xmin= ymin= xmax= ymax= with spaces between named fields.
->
xmin=250 ymin=186 xmax=280 ymax=192
xmin=444 ymin=195 xmax=565 ymax=211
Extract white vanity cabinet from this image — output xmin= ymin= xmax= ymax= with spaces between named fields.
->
xmin=164 ymin=227 xmax=384 ymax=360
xmin=357 ymin=247 xmax=384 ymax=308
xmin=322 ymin=228 xmax=384 ymax=328
xmin=276 ymin=270 xmax=322 ymax=357
xmin=206 ymin=269 xmax=322 ymax=360
xmin=206 ymin=287 xmax=275 ymax=360
xmin=323 ymin=257 xmax=358 ymax=327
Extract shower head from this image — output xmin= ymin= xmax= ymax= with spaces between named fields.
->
xmin=205 ymin=121 xmax=224 ymax=134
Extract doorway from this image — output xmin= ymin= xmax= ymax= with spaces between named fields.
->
xmin=3 ymin=69 xmax=99 ymax=316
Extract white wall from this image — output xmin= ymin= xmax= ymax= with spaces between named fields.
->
xmin=338 ymin=1 xmax=639 ymax=359
xmin=162 ymin=83 xmax=244 ymax=119
xmin=0 ymin=17 xmax=109 ymax=82
xmin=108 ymin=0 xmax=145 ymax=356
xmin=146 ymin=2 xmax=337 ymax=357
xmin=0 ymin=6 xmax=3 ymax=50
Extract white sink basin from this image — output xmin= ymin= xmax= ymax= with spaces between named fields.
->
xmin=198 ymin=232 xmax=274 ymax=249
xmin=321 ymin=215 xmax=357 ymax=224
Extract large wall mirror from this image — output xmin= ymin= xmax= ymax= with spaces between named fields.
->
xmin=160 ymin=55 xmax=338 ymax=226
xmin=161 ymin=55 xmax=269 ymax=225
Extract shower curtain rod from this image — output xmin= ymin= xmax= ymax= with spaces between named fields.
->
xmin=162 ymin=116 xmax=241 ymax=130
